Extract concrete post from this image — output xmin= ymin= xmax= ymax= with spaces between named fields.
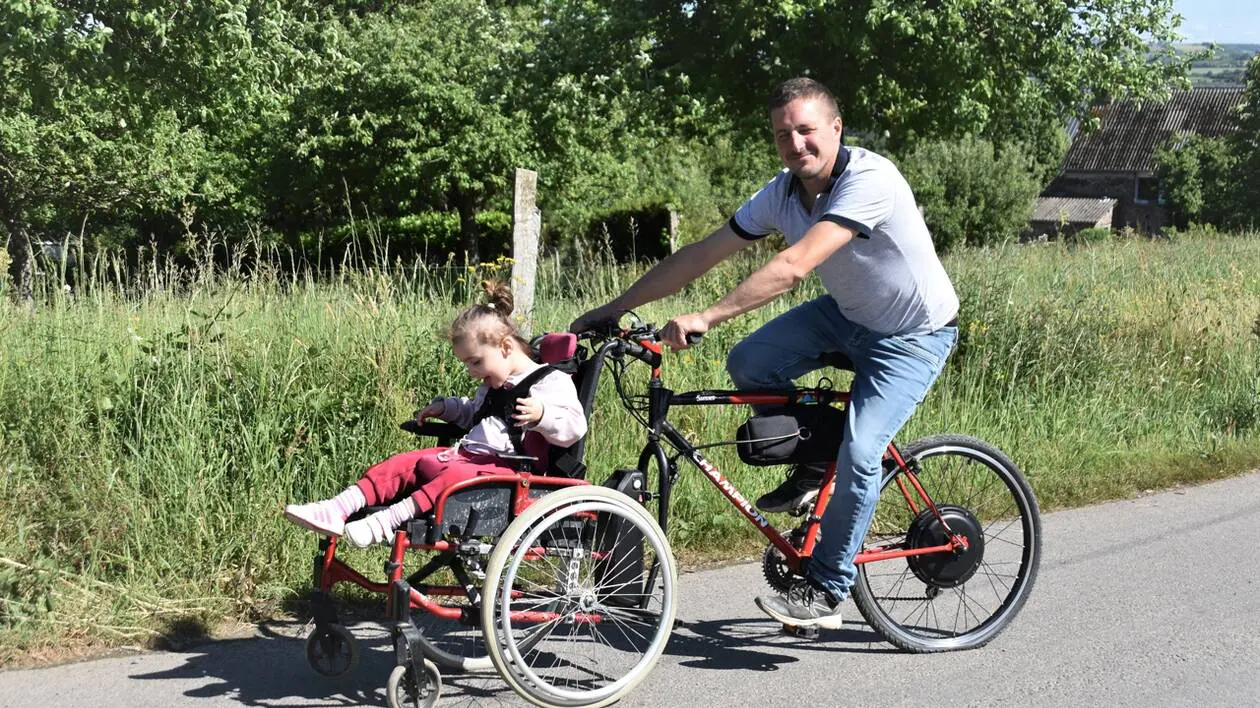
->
xmin=512 ymin=168 xmax=541 ymax=337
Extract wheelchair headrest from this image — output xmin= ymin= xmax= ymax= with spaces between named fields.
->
xmin=536 ymin=332 xmax=577 ymax=364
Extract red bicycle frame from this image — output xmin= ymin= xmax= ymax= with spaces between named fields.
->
xmin=648 ymin=376 xmax=968 ymax=576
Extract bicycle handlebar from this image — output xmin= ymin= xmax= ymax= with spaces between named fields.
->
xmin=575 ymin=322 xmax=703 ymax=368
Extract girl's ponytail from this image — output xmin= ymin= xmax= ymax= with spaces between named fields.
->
xmin=448 ymin=280 xmax=528 ymax=351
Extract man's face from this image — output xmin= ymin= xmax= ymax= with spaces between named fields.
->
xmin=771 ymin=97 xmax=843 ymax=182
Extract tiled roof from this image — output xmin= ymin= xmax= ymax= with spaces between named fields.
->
xmin=1061 ymin=88 xmax=1244 ymax=174
xmin=1031 ymin=197 xmax=1116 ymax=225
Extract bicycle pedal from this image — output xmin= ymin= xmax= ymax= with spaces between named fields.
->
xmin=787 ymin=490 xmax=820 ymax=517
xmin=782 ymin=623 xmax=821 ymax=639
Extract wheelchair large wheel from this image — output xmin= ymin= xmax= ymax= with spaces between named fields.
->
xmin=481 ymin=485 xmax=676 ymax=708
xmin=410 ymin=551 xmax=574 ymax=672
xmin=851 ymin=434 xmax=1041 ymax=653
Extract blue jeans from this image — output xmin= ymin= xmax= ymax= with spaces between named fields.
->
xmin=726 ymin=296 xmax=957 ymax=602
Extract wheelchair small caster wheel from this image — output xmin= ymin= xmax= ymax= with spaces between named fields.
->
xmin=387 ymin=659 xmax=441 ymax=708
xmin=782 ymin=623 xmax=821 ymax=639
xmin=305 ymin=623 xmax=360 ymax=678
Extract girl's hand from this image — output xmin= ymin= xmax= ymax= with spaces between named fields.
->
xmin=416 ymin=401 xmax=445 ymax=422
xmin=513 ymin=397 xmax=544 ymax=426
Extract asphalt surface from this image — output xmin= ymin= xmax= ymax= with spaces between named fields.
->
xmin=1 ymin=470 xmax=1257 ymax=708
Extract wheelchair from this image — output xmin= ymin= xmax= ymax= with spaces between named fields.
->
xmin=298 ymin=332 xmax=670 ymax=708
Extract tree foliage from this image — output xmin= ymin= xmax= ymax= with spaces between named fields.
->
xmin=895 ymin=136 xmax=1042 ymax=252
xmin=0 ymin=1 xmax=320 ymax=295
xmin=634 ymin=0 xmax=1189 ymax=174
xmin=1155 ymin=52 xmax=1260 ymax=230
xmin=265 ymin=2 xmax=538 ymax=259
xmin=1231 ymin=53 xmax=1260 ymax=227
xmin=0 ymin=0 xmax=1208 ymax=294
xmin=1154 ymin=134 xmax=1237 ymax=228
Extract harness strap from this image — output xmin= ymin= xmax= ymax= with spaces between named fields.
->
xmin=472 ymin=365 xmax=557 ymax=456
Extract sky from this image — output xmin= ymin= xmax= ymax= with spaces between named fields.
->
xmin=1173 ymin=0 xmax=1260 ymax=44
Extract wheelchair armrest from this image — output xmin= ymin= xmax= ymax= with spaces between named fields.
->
xmin=399 ymin=420 xmax=468 ymax=443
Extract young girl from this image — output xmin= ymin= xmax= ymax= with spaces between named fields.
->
xmin=284 ymin=281 xmax=587 ymax=547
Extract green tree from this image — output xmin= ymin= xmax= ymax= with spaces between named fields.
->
xmin=1231 ymin=53 xmax=1260 ymax=227
xmin=1157 ymin=52 xmax=1260 ymax=230
xmin=265 ymin=2 xmax=537 ymax=261
xmin=1154 ymin=134 xmax=1237 ymax=228
xmin=896 ymin=136 xmax=1041 ymax=252
xmin=264 ymin=1 xmax=763 ymax=260
xmin=516 ymin=0 xmax=767 ymax=242
xmin=0 ymin=2 xmax=316 ymax=298
xmin=628 ymin=0 xmax=1190 ymax=176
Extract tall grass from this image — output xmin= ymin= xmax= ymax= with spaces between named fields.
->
xmin=1 ymin=231 xmax=1258 ymax=659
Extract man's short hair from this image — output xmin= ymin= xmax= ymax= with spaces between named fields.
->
xmin=769 ymin=77 xmax=841 ymax=120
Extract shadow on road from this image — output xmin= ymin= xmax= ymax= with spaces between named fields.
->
xmin=128 ymin=621 xmax=389 ymax=706
xmin=127 ymin=620 xmax=522 ymax=707
xmin=123 ymin=613 xmax=898 ymax=705
xmin=666 ymin=616 xmax=896 ymax=673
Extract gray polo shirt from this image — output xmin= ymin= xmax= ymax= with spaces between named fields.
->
xmin=729 ymin=146 xmax=958 ymax=336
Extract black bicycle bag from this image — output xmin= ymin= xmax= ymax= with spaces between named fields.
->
xmin=736 ymin=405 xmax=845 ymax=466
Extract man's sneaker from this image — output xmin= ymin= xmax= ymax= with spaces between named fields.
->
xmin=755 ymin=578 xmax=843 ymax=630
xmin=755 ymin=463 xmax=827 ymax=513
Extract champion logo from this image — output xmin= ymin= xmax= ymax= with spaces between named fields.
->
xmin=692 ymin=452 xmax=769 ymax=528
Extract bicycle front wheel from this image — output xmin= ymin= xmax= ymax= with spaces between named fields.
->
xmin=851 ymin=434 xmax=1041 ymax=652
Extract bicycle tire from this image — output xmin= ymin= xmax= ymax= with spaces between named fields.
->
xmin=850 ymin=434 xmax=1041 ymax=652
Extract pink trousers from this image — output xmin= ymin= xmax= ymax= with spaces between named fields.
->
xmin=355 ymin=447 xmax=517 ymax=514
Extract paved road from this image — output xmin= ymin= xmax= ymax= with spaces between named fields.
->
xmin=2 ymin=471 xmax=1258 ymax=707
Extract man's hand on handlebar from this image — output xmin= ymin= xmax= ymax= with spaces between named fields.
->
xmin=569 ymin=306 xmax=619 ymax=336
xmin=660 ymin=312 xmax=710 ymax=350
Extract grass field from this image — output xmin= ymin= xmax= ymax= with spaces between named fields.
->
xmin=1 ymin=231 xmax=1258 ymax=661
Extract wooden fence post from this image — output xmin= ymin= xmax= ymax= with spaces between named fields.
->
xmin=668 ymin=208 xmax=680 ymax=253
xmin=512 ymin=168 xmax=541 ymax=337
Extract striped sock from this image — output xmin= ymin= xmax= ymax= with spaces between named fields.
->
xmin=383 ymin=496 xmax=419 ymax=529
xmin=344 ymin=497 xmax=418 ymax=548
xmin=330 ymin=485 xmax=367 ymax=518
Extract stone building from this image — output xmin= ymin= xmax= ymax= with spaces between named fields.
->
xmin=1026 ymin=196 xmax=1117 ymax=241
xmin=1040 ymin=88 xmax=1244 ymax=234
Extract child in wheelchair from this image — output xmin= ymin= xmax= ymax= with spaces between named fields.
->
xmin=284 ymin=280 xmax=587 ymax=547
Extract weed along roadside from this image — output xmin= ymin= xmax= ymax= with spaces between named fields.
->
xmin=1 ymin=232 xmax=1259 ymax=663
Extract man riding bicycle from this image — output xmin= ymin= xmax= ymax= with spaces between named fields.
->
xmin=571 ymin=77 xmax=959 ymax=629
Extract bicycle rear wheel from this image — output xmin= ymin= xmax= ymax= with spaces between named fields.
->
xmin=481 ymin=485 xmax=676 ymax=708
xmin=851 ymin=434 xmax=1041 ymax=652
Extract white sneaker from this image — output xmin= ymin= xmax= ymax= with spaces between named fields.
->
xmin=283 ymin=502 xmax=345 ymax=537
xmin=344 ymin=512 xmax=394 ymax=548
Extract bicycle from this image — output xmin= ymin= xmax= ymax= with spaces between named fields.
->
xmin=477 ymin=321 xmax=1042 ymax=708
